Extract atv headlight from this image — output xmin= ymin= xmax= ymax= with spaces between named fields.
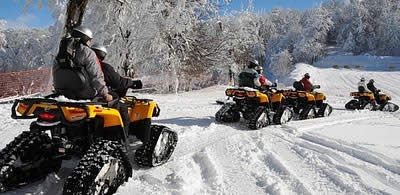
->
xmin=246 ymin=91 xmax=257 ymax=97
xmin=225 ymin=89 xmax=234 ymax=96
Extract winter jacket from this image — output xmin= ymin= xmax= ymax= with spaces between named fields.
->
xmin=357 ymin=80 xmax=369 ymax=92
xmin=53 ymin=43 xmax=108 ymax=99
xmin=367 ymin=82 xmax=379 ymax=94
xmin=260 ymin=75 xmax=273 ymax=86
xmin=238 ymin=68 xmax=261 ymax=88
xmin=300 ymin=77 xmax=313 ymax=92
xmin=101 ymin=61 xmax=134 ymax=97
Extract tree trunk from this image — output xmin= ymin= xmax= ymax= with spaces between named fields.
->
xmin=63 ymin=0 xmax=89 ymax=36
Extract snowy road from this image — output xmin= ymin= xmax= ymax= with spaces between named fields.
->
xmin=1 ymin=63 xmax=400 ymax=195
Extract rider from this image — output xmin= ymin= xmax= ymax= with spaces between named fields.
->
xmin=367 ymin=79 xmax=381 ymax=102
xmin=300 ymin=73 xmax=314 ymax=92
xmin=238 ymin=59 xmax=261 ymax=89
xmin=91 ymin=44 xmax=142 ymax=97
xmin=255 ymin=65 xmax=275 ymax=89
xmin=91 ymin=44 xmax=146 ymax=140
xmin=53 ymin=26 xmax=113 ymax=102
xmin=357 ymin=77 xmax=368 ymax=93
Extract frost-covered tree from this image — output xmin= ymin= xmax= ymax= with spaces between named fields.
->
xmin=78 ymin=0 xmax=234 ymax=92
xmin=271 ymin=49 xmax=293 ymax=77
xmin=3 ymin=0 xmax=400 ymax=92
xmin=0 ymin=28 xmax=53 ymax=72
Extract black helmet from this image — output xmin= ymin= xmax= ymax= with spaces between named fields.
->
xmin=248 ymin=59 xmax=259 ymax=69
xmin=91 ymin=44 xmax=107 ymax=61
xmin=369 ymin=79 xmax=374 ymax=83
xmin=304 ymin=73 xmax=310 ymax=79
xmin=71 ymin=26 xmax=93 ymax=45
xmin=360 ymin=77 xmax=365 ymax=82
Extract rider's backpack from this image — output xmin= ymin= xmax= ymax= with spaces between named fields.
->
xmin=238 ymin=72 xmax=257 ymax=88
xmin=293 ymin=81 xmax=305 ymax=91
xmin=56 ymin=36 xmax=80 ymax=69
xmin=54 ymin=36 xmax=90 ymax=98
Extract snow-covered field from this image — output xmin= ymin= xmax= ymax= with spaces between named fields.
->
xmin=1 ymin=61 xmax=400 ymax=195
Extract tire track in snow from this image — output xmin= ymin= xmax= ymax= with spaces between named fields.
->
xmin=266 ymin=128 xmax=392 ymax=195
xmin=292 ymin=141 xmax=390 ymax=195
xmin=280 ymin=111 xmax=400 ymax=195
xmin=252 ymin=134 xmax=322 ymax=195
xmin=259 ymin=130 xmax=365 ymax=195
xmin=296 ymin=133 xmax=400 ymax=194
xmin=224 ymin=133 xmax=303 ymax=195
xmin=281 ymin=111 xmax=386 ymax=134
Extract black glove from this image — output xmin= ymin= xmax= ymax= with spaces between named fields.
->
xmin=131 ymin=80 xmax=143 ymax=89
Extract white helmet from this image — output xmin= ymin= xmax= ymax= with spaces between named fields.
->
xmin=91 ymin=44 xmax=107 ymax=60
xmin=72 ymin=26 xmax=93 ymax=44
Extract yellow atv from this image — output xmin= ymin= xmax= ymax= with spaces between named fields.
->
xmin=0 ymin=95 xmax=178 ymax=194
xmin=281 ymin=83 xmax=332 ymax=120
xmin=215 ymin=87 xmax=293 ymax=129
xmin=345 ymin=91 xmax=399 ymax=112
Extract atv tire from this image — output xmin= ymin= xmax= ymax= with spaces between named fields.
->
xmin=381 ymin=102 xmax=399 ymax=112
xmin=363 ymin=102 xmax=376 ymax=111
xmin=135 ymin=125 xmax=178 ymax=167
xmin=317 ymin=103 xmax=333 ymax=117
xmin=248 ymin=106 xmax=270 ymax=130
xmin=63 ymin=140 xmax=132 ymax=195
xmin=299 ymin=104 xmax=316 ymax=120
xmin=273 ymin=106 xmax=293 ymax=125
xmin=215 ymin=103 xmax=240 ymax=123
xmin=0 ymin=131 xmax=61 ymax=193
xmin=345 ymin=100 xmax=359 ymax=110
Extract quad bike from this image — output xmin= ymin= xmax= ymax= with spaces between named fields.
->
xmin=0 ymin=95 xmax=178 ymax=194
xmin=215 ymin=87 xmax=293 ymax=130
xmin=345 ymin=91 xmax=399 ymax=112
xmin=281 ymin=83 xmax=333 ymax=120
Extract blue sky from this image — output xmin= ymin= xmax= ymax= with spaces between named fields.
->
xmin=0 ymin=0 xmax=54 ymax=28
xmin=0 ymin=0 xmax=330 ymax=28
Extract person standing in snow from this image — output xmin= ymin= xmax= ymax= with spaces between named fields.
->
xmin=357 ymin=77 xmax=369 ymax=92
xmin=53 ymin=26 xmax=113 ymax=102
xmin=238 ymin=59 xmax=261 ymax=89
xmin=91 ymin=44 xmax=142 ymax=97
xmin=300 ymin=73 xmax=315 ymax=92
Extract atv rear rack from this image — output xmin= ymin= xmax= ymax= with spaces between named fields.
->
xmin=11 ymin=98 xmax=94 ymax=126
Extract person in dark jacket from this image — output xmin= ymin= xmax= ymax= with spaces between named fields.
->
xmin=53 ymin=26 xmax=113 ymax=102
xmin=91 ymin=44 xmax=145 ymax=139
xmin=91 ymin=44 xmax=142 ymax=97
xmin=367 ymin=79 xmax=381 ymax=101
xmin=300 ymin=73 xmax=314 ymax=92
xmin=238 ymin=60 xmax=261 ymax=89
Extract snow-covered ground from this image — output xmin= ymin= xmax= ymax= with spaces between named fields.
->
xmin=1 ymin=60 xmax=400 ymax=195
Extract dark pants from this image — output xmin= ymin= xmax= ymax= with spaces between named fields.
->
xmin=107 ymin=92 xmax=130 ymax=140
